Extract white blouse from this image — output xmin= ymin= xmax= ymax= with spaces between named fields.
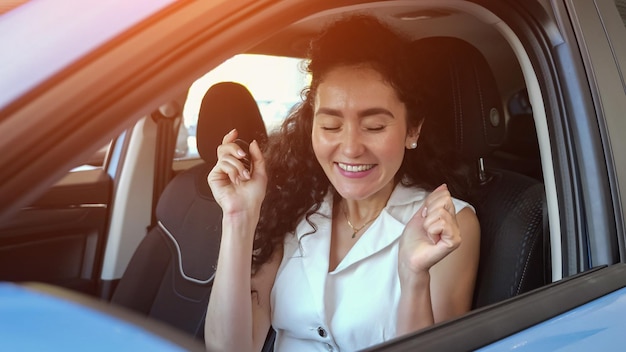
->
xmin=270 ymin=184 xmax=473 ymax=352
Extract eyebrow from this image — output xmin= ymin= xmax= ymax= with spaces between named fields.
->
xmin=315 ymin=107 xmax=395 ymax=118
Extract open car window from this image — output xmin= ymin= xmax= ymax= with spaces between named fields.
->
xmin=3 ymin=0 xmax=626 ymax=349
xmin=177 ymin=54 xmax=309 ymax=160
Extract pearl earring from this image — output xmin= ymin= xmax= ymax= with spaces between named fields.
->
xmin=410 ymin=141 xmax=418 ymax=149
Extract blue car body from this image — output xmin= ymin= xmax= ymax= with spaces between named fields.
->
xmin=0 ymin=283 xmax=202 ymax=351
xmin=481 ymin=287 xmax=626 ymax=351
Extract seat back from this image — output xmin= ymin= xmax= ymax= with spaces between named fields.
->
xmin=111 ymin=82 xmax=267 ymax=338
xmin=497 ymin=89 xmax=543 ymax=180
xmin=411 ymin=37 xmax=547 ymax=308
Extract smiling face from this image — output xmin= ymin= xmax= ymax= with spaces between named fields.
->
xmin=312 ymin=64 xmax=420 ymax=202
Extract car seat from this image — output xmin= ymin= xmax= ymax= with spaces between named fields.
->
xmin=411 ymin=37 xmax=548 ymax=308
xmin=495 ymin=88 xmax=543 ymax=180
xmin=110 ymin=82 xmax=267 ymax=338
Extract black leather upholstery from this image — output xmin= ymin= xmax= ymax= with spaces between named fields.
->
xmin=496 ymin=89 xmax=543 ymax=180
xmin=470 ymin=170 xmax=546 ymax=307
xmin=111 ymin=82 xmax=267 ymax=338
xmin=414 ymin=37 xmax=506 ymax=161
xmin=412 ymin=37 xmax=547 ymax=308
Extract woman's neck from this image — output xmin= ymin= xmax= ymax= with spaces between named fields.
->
xmin=339 ymin=181 xmax=395 ymax=224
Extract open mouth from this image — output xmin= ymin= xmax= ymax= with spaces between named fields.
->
xmin=337 ymin=162 xmax=375 ymax=173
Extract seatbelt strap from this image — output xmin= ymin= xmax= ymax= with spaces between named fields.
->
xmin=150 ymin=102 xmax=181 ymax=228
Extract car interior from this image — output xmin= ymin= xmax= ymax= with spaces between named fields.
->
xmin=110 ymin=81 xmax=268 ymax=339
xmin=0 ymin=0 xmax=557 ymax=346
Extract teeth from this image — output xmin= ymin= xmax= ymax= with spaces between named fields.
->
xmin=338 ymin=163 xmax=374 ymax=172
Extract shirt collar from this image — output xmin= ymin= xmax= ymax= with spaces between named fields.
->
xmin=385 ymin=182 xmax=427 ymax=208
xmin=294 ymin=183 xmax=426 ymax=241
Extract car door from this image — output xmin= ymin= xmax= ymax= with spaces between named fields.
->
xmin=368 ymin=0 xmax=626 ymax=349
xmin=0 ymin=0 xmax=180 ymax=299
xmin=0 ymin=142 xmax=114 ymax=296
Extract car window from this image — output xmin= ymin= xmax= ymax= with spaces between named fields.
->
xmin=70 ymin=141 xmax=111 ymax=172
xmin=178 ymin=54 xmax=309 ymax=160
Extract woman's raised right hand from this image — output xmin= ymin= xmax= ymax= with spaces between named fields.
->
xmin=207 ymin=129 xmax=267 ymax=217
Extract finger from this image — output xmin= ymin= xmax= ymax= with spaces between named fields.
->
xmin=417 ymin=184 xmax=449 ymax=218
xmin=433 ymin=183 xmax=448 ymax=193
xmin=249 ymin=140 xmax=266 ymax=177
xmin=424 ymin=184 xmax=449 ymax=207
xmin=216 ymin=143 xmax=251 ymax=181
xmin=425 ymin=219 xmax=460 ymax=249
xmin=427 ymin=196 xmax=456 ymax=216
xmin=436 ymin=226 xmax=461 ymax=249
xmin=424 ymin=190 xmax=455 ymax=216
xmin=207 ymin=164 xmax=229 ymax=184
xmin=427 ymin=187 xmax=450 ymax=204
xmin=217 ymin=158 xmax=244 ymax=185
xmin=216 ymin=141 xmax=247 ymax=161
xmin=207 ymin=159 xmax=240 ymax=188
xmin=422 ymin=209 xmax=450 ymax=230
xmin=422 ymin=207 xmax=453 ymax=230
xmin=221 ymin=128 xmax=238 ymax=144
xmin=424 ymin=207 xmax=460 ymax=237
xmin=425 ymin=221 xmax=444 ymax=244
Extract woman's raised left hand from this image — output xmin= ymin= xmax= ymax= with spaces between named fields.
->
xmin=398 ymin=184 xmax=462 ymax=283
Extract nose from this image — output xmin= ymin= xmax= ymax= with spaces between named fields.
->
xmin=341 ymin=125 xmax=365 ymax=158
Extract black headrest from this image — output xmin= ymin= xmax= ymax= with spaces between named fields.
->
xmin=504 ymin=89 xmax=539 ymax=158
xmin=411 ymin=37 xmax=505 ymax=160
xmin=197 ymin=82 xmax=267 ymax=165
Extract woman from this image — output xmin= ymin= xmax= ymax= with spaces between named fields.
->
xmin=205 ymin=15 xmax=480 ymax=352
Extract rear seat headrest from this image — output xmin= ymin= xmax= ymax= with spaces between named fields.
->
xmin=411 ymin=37 xmax=506 ymax=161
xmin=196 ymin=81 xmax=268 ymax=166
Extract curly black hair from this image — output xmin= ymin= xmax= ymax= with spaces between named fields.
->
xmin=251 ymin=14 xmax=472 ymax=271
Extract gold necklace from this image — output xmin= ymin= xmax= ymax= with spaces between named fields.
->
xmin=342 ymin=206 xmax=382 ymax=238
